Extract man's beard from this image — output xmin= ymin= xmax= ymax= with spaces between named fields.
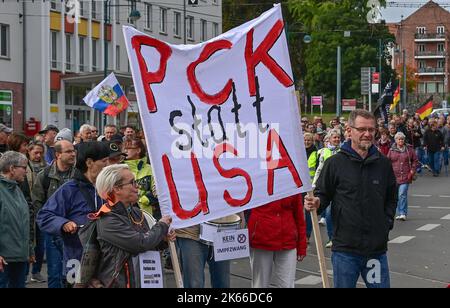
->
xmin=358 ymin=140 xmax=372 ymax=151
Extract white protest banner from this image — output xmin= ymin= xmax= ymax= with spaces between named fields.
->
xmin=213 ymin=229 xmax=250 ymax=262
xmin=123 ymin=4 xmax=312 ymax=229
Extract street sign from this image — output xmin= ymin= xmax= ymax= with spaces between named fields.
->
xmin=361 ymin=67 xmax=371 ymax=95
xmin=188 ymin=0 xmax=199 ymax=5
xmin=372 ymin=72 xmax=380 ymax=84
xmin=372 ymin=84 xmax=379 ymax=94
xmin=342 ymin=99 xmax=357 ymax=111
xmin=443 ymin=100 xmax=448 ymax=109
xmin=311 ymin=96 xmax=322 ymax=106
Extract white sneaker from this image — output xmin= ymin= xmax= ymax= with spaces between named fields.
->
xmin=395 ymin=215 xmax=402 ymax=220
xmin=325 ymin=240 xmax=332 ymax=248
xmin=319 ymin=217 xmax=326 ymax=226
xmin=399 ymin=215 xmax=407 ymax=221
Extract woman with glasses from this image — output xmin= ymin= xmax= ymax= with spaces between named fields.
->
xmin=124 ymin=138 xmax=158 ymax=218
xmin=82 ymin=164 xmax=174 ymax=288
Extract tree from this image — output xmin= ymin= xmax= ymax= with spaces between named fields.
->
xmin=288 ymin=0 xmax=395 ymax=104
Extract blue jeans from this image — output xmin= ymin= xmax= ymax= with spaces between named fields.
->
xmin=46 ymin=234 xmax=64 ymax=288
xmin=428 ymin=151 xmax=442 ymax=175
xmin=332 ymin=252 xmax=390 ymax=288
xmin=305 ymin=210 xmax=312 ymax=239
xmin=0 ymin=262 xmax=28 ymax=288
xmin=177 ymin=237 xmax=230 ymax=288
xmin=397 ymin=184 xmax=409 ymax=216
xmin=325 ymin=205 xmax=333 ymax=241
xmin=32 ymin=225 xmax=46 ymax=274
xmin=415 ymin=147 xmax=424 ymax=172
xmin=443 ymin=148 xmax=449 ymax=166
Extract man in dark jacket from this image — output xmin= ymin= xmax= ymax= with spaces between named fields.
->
xmin=423 ymin=120 xmax=445 ymax=176
xmin=305 ymin=109 xmax=397 ymax=288
xmin=32 ymin=140 xmax=76 ymax=287
xmin=37 ymin=142 xmax=110 ymax=287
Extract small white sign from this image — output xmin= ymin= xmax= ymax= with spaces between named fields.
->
xmin=372 ymin=84 xmax=379 ymax=94
xmin=213 ymin=229 xmax=250 ymax=262
xmin=139 ymin=251 xmax=163 ymax=288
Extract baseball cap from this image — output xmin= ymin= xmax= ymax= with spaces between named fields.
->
xmin=0 ymin=124 xmax=13 ymax=134
xmin=106 ymin=141 xmax=127 ymax=159
xmin=316 ymin=128 xmax=325 ymax=135
xmin=110 ymin=134 xmax=124 ymax=143
xmin=39 ymin=124 xmax=59 ymax=135
xmin=54 ymin=128 xmax=73 ymax=143
xmin=75 ymin=142 xmax=110 ymax=172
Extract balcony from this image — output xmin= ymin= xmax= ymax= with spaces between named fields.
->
xmin=415 ymin=50 xmax=446 ymax=59
xmin=417 ymin=67 xmax=445 ymax=76
xmin=415 ymin=33 xmax=446 ymax=42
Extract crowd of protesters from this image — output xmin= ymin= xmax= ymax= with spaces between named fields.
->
xmin=0 ymin=107 xmax=449 ymax=288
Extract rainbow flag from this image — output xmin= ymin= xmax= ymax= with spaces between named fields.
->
xmin=83 ymin=73 xmax=129 ymax=117
xmin=389 ymin=85 xmax=400 ymax=112
xmin=416 ymin=96 xmax=434 ymax=120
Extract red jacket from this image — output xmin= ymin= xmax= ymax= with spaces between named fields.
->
xmin=387 ymin=144 xmax=418 ymax=185
xmin=248 ymin=194 xmax=307 ymax=256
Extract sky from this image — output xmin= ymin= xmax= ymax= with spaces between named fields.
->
xmin=380 ymin=0 xmax=450 ymax=22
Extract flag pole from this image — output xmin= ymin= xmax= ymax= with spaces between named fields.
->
xmin=169 ymin=241 xmax=184 ymax=288
xmin=307 ymin=191 xmax=330 ymax=288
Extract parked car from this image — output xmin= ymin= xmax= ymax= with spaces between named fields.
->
xmin=430 ymin=108 xmax=450 ymax=117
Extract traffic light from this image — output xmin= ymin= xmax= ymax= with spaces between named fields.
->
xmin=372 ymin=72 xmax=380 ymax=84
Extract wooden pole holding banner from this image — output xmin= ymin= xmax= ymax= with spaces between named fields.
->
xmin=168 ymin=241 xmax=184 ymax=288
xmin=307 ymin=191 xmax=331 ymax=288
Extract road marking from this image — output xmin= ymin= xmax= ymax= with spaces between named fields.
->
xmin=439 ymin=195 xmax=450 ymax=198
xmin=295 ymin=275 xmax=323 ymax=285
xmin=441 ymin=214 xmax=450 ymax=220
xmin=416 ymin=224 xmax=440 ymax=231
xmin=409 ymin=206 xmax=421 ymax=208
xmin=389 ymin=236 xmax=415 ymax=244
xmin=411 ymin=194 xmax=432 ymax=197
xmin=428 ymin=207 xmax=450 ymax=210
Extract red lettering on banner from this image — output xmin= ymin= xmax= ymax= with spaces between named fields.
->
xmin=266 ymin=129 xmax=302 ymax=195
xmin=187 ymin=40 xmax=233 ymax=105
xmin=162 ymin=152 xmax=209 ymax=219
xmin=131 ymin=35 xmax=172 ymax=113
xmin=245 ymin=19 xmax=293 ymax=96
xmin=213 ymin=143 xmax=253 ymax=207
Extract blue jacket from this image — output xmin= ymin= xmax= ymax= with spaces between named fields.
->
xmin=37 ymin=172 xmax=104 ymax=274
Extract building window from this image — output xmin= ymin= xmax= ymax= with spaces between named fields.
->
xmin=174 ymin=12 xmax=181 ymax=37
xmin=66 ymin=34 xmax=72 ymax=71
xmin=79 ymin=1 xmax=84 ymax=17
xmin=418 ymin=44 xmax=425 ymax=52
xmin=416 ymin=27 xmax=426 ymax=34
xmin=438 ymin=82 xmax=444 ymax=93
xmin=427 ymin=82 xmax=437 ymax=94
xmin=212 ymin=22 xmax=219 ymax=37
xmin=160 ymin=8 xmax=167 ymax=34
xmin=418 ymin=60 xmax=426 ymax=69
xmin=438 ymin=43 xmax=445 ymax=52
xmin=418 ymin=83 xmax=426 ymax=94
xmin=201 ymin=19 xmax=207 ymax=41
xmin=51 ymin=31 xmax=58 ymax=69
xmin=50 ymin=90 xmax=58 ymax=105
xmin=50 ymin=0 xmax=57 ymax=11
xmin=79 ymin=36 xmax=85 ymax=71
xmin=437 ymin=26 xmax=445 ymax=34
xmin=0 ymin=24 xmax=9 ymax=58
xmin=145 ymin=3 xmax=152 ymax=30
xmin=187 ymin=16 xmax=194 ymax=40
xmin=91 ymin=0 xmax=97 ymax=19
xmin=116 ymin=45 xmax=120 ymax=70
xmin=438 ymin=60 xmax=445 ymax=68
xmin=92 ymin=39 xmax=97 ymax=71
xmin=115 ymin=0 xmax=120 ymax=22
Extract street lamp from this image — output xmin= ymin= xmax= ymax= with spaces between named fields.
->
xmin=102 ymin=0 xmax=141 ymax=128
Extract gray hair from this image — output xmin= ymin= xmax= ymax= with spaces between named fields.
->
xmin=326 ymin=129 xmax=341 ymax=140
xmin=95 ymin=164 xmax=131 ymax=199
xmin=394 ymin=132 xmax=406 ymax=140
xmin=79 ymin=124 xmax=92 ymax=134
xmin=0 ymin=151 xmax=28 ymax=173
xmin=348 ymin=109 xmax=375 ymax=127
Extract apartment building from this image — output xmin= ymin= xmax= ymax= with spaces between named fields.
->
xmin=0 ymin=0 xmax=222 ymax=131
xmin=389 ymin=1 xmax=450 ymax=106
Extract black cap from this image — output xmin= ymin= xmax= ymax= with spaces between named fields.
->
xmin=110 ymin=134 xmax=124 ymax=143
xmin=106 ymin=141 xmax=127 ymax=158
xmin=39 ymin=124 xmax=59 ymax=135
xmin=75 ymin=142 xmax=110 ymax=173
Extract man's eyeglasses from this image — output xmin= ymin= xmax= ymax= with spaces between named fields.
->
xmin=350 ymin=126 xmax=376 ymax=134
xmin=14 ymin=165 xmax=27 ymax=170
xmin=117 ymin=179 xmax=139 ymax=188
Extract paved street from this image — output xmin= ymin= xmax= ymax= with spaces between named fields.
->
xmin=28 ymin=171 xmax=449 ymax=289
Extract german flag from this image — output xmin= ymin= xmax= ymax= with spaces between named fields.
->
xmin=416 ymin=96 xmax=434 ymax=120
xmin=389 ymin=85 xmax=400 ymax=112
